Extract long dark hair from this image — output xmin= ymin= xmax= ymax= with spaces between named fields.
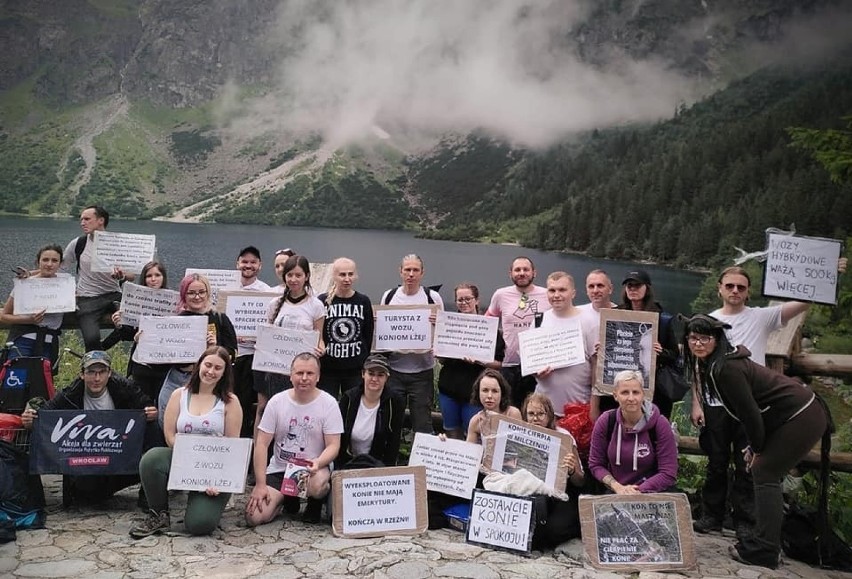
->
xmin=140 ymin=260 xmax=168 ymax=289
xmin=681 ymin=314 xmax=734 ymax=393
xmin=470 ymin=368 xmax=511 ymax=412
xmin=270 ymin=255 xmax=311 ymax=323
xmin=186 ymin=345 xmax=234 ymax=400
xmin=620 ymin=282 xmax=659 ymax=312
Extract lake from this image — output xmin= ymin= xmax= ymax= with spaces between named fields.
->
xmin=0 ymin=217 xmax=705 ymax=315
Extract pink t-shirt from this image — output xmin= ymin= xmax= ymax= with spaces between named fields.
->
xmin=486 ymin=284 xmax=550 ymax=365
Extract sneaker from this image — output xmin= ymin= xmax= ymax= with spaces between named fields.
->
xmin=302 ymin=498 xmax=323 ymax=524
xmin=129 ymin=510 xmax=170 ymax=539
xmin=693 ymin=516 xmax=723 ymax=534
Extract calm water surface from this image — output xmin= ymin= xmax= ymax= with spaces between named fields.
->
xmin=0 ymin=217 xmax=705 ymax=315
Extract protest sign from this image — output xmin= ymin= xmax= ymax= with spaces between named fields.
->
xmin=30 ymin=410 xmax=146 ymax=475
xmin=372 ymin=305 xmax=436 ymax=353
xmin=167 ymin=434 xmax=252 ymax=494
xmin=117 ymin=282 xmax=180 ymax=326
xmin=763 ymin=232 xmax=843 ymax=305
xmin=433 ymin=311 xmax=498 ymax=362
xmin=216 ymin=291 xmax=280 ymax=338
xmin=466 ymin=489 xmax=534 ymax=553
xmin=252 ymin=324 xmax=320 ymax=375
xmin=12 ymin=275 xmax=76 ymax=314
xmin=331 ymin=465 xmax=428 ymax=538
xmin=518 ymin=320 xmax=586 ymax=377
xmin=579 ymin=493 xmax=696 ymax=571
xmin=595 ymin=309 xmax=658 ymax=395
xmin=132 ymin=315 xmax=207 ymax=364
xmin=184 ymin=268 xmax=241 ymax=305
xmin=311 ymin=262 xmax=334 ymax=296
xmin=481 ymin=414 xmax=573 ymax=490
xmin=408 ymin=433 xmax=483 ymax=499
xmin=90 ymin=231 xmax=156 ymax=274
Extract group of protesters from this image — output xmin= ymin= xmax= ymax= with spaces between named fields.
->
xmin=2 ymin=205 xmax=846 ymax=570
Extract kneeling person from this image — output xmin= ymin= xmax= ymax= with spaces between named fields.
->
xmin=246 ymin=353 xmax=343 ymax=525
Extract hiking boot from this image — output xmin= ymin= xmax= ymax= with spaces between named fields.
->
xmin=137 ymin=487 xmax=149 ymax=511
xmin=129 ymin=510 xmax=170 ymax=539
xmin=693 ymin=516 xmax=723 ymax=534
xmin=302 ymin=498 xmax=323 ymax=524
xmin=728 ymin=544 xmax=779 ymax=570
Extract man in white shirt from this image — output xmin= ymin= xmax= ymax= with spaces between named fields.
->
xmin=578 ymin=269 xmax=616 ymax=421
xmin=380 ymin=254 xmax=443 ymax=434
xmin=485 ymin=256 xmax=551 ymax=407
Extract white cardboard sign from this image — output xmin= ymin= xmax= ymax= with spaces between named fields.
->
xmin=217 ymin=291 xmax=280 ymax=339
xmin=132 ymin=315 xmax=207 ymax=364
xmin=763 ymin=232 xmax=842 ymax=305
xmin=117 ymin=282 xmax=180 ymax=326
xmin=12 ymin=275 xmax=76 ymax=314
xmin=467 ymin=489 xmax=534 ymax=553
xmin=372 ymin=305 xmax=435 ymax=352
xmin=252 ymin=323 xmax=320 ymax=375
xmin=433 ymin=311 xmax=498 ymax=362
xmin=408 ymin=433 xmax=483 ymax=499
xmin=518 ymin=320 xmax=586 ymax=376
xmin=167 ymin=434 xmax=253 ymax=494
xmin=91 ymin=231 xmax=156 ymax=274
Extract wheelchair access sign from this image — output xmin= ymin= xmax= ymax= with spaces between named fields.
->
xmin=2 ymin=368 xmax=27 ymax=390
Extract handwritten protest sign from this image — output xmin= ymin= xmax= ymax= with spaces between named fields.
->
xmin=596 ymin=309 xmax=658 ymax=395
xmin=216 ymin=291 xmax=279 ymax=338
xmin=481 ymin=414 xmax=573 ymax=490
xmin=12 ymin=275 xmax=76 ymax=314
xmin=763 ymin=232 xmax=843 ymax=305
xmin=579 ymin=493 xmax=696 ymax=571
xmin=408 ymin=433 xmax=483 ymax=499
xmin=132 ymin=315 xmax=207 ymax=364
xmin=117 ymin=282 xmax=180 ymax=326
xmin=252 ymin=324 xmax=320 ymax=375
xmin=434 ymin=311 xmax=498 ymax=362
xmin=31 ymin=410 xmax=146 ymax=475
xmin=518 ymin=320 xmax=586 ymax=376
xmin=311 ymin=262 xmax=334 ymax=296
xmin=372 ymin=305 xmax=436 ymax=353
xmin=167 ymin=434 xmax=252 ymax=494
xmin=466 ymin=489 xmax=534 ymax=553
xmin=90 ymin=231 xmax=156 ymax=274
xmin=184 ymin=268 xmax=241 ymax=305
xmin=331 ymin=466 xmax=428 ymax=538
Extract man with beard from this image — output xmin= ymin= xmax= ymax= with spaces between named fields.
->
xmin=486 ymin=256 xmax=550 ymax=407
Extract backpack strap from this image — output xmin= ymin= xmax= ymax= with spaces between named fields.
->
xmin=74 ymin=235 xmax=87 ymax=274
xmin=383 ymin=286 xmax=437 ymax=305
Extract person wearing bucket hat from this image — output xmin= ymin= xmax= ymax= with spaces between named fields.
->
xmin=681 ymin=314 xmax=832 ymax=569
xmin=337 ymin=354 xmax=404 ymax=469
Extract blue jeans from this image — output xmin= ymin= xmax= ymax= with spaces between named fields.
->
xmin=438 ymin=392 xmax=480 ymax=433
xmin=158 ymin=367 xmax=192 ymax=429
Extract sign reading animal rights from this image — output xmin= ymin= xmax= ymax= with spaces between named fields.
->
xmin=12 ymin=275 xmax=76 ymax=315
xmin=132 ymin=315 xmax=208 ymax=364
xmin=167 ymin=434 xmax=253 ymax=494
xmin=331 ymin=466 xmax=428 ymax=538
xmin=481 ymin=414 xmax=573 ymax=491
xmin=433 ymin=311 xmax=499 ymax=362
xmin=30 ymin=410 xmax=146 ymax=475
xmin=372 ymin=305 xmax=436 ymax=353
xmin=252 ymin=324 xmax=320 ymax=375
xmin=518 ymin=321 xmax=586 ymax=377
xmin=216 ymin=291 xmax=280 ymax=339
xmin=579 ymin=493 xmax=696 ymax=571
xmin=466 ymin=489 xmax=534 ymax=553
xmin=596 ymin=309 xmax=658 ymax=395
xmin=90 ymin=231 xmax=157 ymax=274
xmin=408 ymin=433 xmax=483 ymax=499
xmin=762 ymin=232 xmax=843 ymax=305
xmin=117 ymin=282 xmax=180 ymax=326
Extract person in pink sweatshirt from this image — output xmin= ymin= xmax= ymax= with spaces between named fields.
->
xmin=588 ymin=369 xmax=678 ymax=494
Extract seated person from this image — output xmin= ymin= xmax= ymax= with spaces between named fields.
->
xmin=588 ymin=370 xmax=678 ymax=494
xmin=521 ymin=392 xmax=585 ymax=548
xmin=245 ymin=352 xmax=343 ymax=525
xmin=130 ymin=346 xmax=242 ymax=538
xmin=21 ymin=351 xmax=158 ymax=505
xmin=466 ymin=369 xmax=522 ymax=444
xmin=338 ymin=354 xmax=404 ymax=468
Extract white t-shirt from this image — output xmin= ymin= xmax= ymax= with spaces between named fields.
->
xmin=380 ymin=286 xmax=444 ymax=373
xmin=84 ymin=389 xmax=116 ymax=411
xmin=534 ymin=309 xmax=597 ymax=413
xmin=258 ymin=389 xmax=344 ymax=473
xmin=710 ymin=305 xmax=783 ymax=367
xmin=269 ymin=295 xmax=325 ymax=331
xmin=486 ymin=284 xmax=550 ymax=366
xmin=350 ymin=400 xmax=379 ymax=456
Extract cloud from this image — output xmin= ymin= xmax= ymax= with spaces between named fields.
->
xmin=237 ymin=0 xmax=696 ymax=149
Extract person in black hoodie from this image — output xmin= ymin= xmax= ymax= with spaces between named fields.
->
xmin=338 ymin=354 xmax=404 ymax=468
xmin=682 ymin=314 xmax=831 ymax=569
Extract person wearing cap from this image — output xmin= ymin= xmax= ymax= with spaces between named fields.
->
xmin=591 ymin=269 xmax=680 ymax=420
xmin=337 ymin=354 xmax=404 ymax=468
xmin=681 ymin=314 xmax=832 ymax=569
xmin=21 ymin=350 xmax=158 ymax=504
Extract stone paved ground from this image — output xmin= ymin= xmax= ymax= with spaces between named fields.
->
xmin=1 ymin=476 xmax=848 ymax=578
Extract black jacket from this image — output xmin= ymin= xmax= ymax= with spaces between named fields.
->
xmin=338 ymin=385 xmax=404 ymax=467
xmin=45 ymin=373 xmax=152 ymax=411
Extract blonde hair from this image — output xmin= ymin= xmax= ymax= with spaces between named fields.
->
xmin=325 ymin=257 xmax=358 ymax=305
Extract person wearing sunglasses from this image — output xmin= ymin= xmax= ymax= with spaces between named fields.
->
xmin=682 ymin=314 xmax=831 ymax=569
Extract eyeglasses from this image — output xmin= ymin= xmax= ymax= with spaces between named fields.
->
xmin=687 ymin=335 xmax=715 ymax=345
xmin=526 ymin=411 xmax=548 ymax=419
xmin=84 ymin=368 xmax=108 ymax=377
xmin=186 ymin=290 xmax=208 ymax=298
xmin=518 ymin=293 xmax=529 ymax=310
xmin=723 ymin=283 xmax=748 ymax=292
xmin=456 ymin=297 xmax=474 ymax=304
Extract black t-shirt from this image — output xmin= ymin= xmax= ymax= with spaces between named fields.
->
xmin=317 ymin=291 xmax=374 ymax=372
